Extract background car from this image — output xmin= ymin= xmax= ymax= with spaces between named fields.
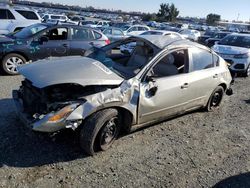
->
xmin=205 ymin=31 xmax=231 ymax=47
xmin=120 ymin=30 xmax=184 ymax=54
xmin=0 ymin=23 xmax=110 ymax=75
xmin=41 ymin=14 xmax=68 ymax=23
xmin=198 ymin=29 xmax=218 ymax=44
xmin=212 ymin=33 xmax=250 ymax=77
xmin=13 ymin=35 xmax=232 ymax=155
xmin=102 ymin=27 xmax=127 ymax=42
xmin=121 ymin=25 xmax=150 ymax=36
xmin=0 ymin=5 xmax=41 ymax=34
xmin=179 ymin=29 xmax=201 ymax=41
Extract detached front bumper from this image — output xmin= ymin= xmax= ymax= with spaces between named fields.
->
xmin=12 ymin=90 xmax=69 ymax=132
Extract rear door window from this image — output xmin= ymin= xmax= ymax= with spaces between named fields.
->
xmin=16 ymin=10 xmax=39 ymax=20
xmin=190 ymin=48 xmax=214 ymax=71
xmin=103 ymin=29 xmax=112 ymax=35
xmin=71 ymin=28 xmax=94 ymax=40
xmin=113 ymin=29 xmax=123 ymax=35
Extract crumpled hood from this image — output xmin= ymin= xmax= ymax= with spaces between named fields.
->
xmin=212 ymin=44 xmax=250 ymax=55
xmin=18 ymin=56 xmax=124 ymax=88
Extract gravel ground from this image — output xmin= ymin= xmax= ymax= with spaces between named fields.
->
xmin=0 ymin=75 xmax=249 ymax=188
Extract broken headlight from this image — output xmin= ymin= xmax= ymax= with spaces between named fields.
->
xmin=48 ymin=103 xmax=80 ymax=123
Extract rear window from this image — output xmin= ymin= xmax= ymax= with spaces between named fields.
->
xmin=0 ymin=9 xmax=15 ymax=19
xmin=16 ymin=10 xmax=39 ymax=20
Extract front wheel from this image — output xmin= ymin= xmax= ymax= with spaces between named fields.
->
xmin=79 ymin=109 xmax=120 ymax=155
xmin=1 ymin=53 xmax=26 ymax=75
xmin=243 ymin=64 xmax=250 ymax=77
xmin=206 ymin=86 xmax=224 ymax=112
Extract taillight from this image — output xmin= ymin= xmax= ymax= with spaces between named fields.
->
xmin=105 ymin=39 xmax=110 ymax=45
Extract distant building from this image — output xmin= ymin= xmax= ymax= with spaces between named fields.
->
xmin=219 ymin=21 xmax=250 ymax=32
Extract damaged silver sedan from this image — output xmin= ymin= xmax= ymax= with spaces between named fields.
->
xmin=13 ymin=35 xmax=233 ymax=155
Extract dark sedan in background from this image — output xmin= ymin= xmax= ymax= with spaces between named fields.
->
xmin=0 ymin=23 xmax=110 ymax=75
xmin=205 ymin=31 xmax=231 ymax=47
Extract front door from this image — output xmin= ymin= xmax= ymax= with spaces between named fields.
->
xmin=41 ymin=27 xmax=70 ymax=57
xmin=138 ymin=49 xmax=193 ymax=124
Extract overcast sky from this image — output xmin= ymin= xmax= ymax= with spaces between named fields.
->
xmin=31 ymin=0 xmax=250 ymax=21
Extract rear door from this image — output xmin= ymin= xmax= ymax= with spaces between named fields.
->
xmin=69 ymin=27 xmax=93 ymax=56
xmin=112 ymin=28 xmax=126 ymax=42
xmin=184 ymin=47 xmax=221 ymax=108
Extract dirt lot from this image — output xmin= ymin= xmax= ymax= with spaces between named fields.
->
xmin=0 ymin=75 xmax=249 ymax=188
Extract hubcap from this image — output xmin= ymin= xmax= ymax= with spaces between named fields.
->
xmin=211 ymin=92 xmax=222 ymax=107
xmin=100 ymin=117 xmax=118 ymax=150
xmin=5 ymin=56 xmax=24 ymax=73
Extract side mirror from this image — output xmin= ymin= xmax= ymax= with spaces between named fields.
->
xmin=39 ymin=36 xmax=49 ymax=44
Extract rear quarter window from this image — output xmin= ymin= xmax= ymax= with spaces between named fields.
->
xmin=213 ymin=54 xmax=220 ymax=66
xmin=0 ymin=9 xmax=15 ymax=19
xmin=93 ymin=31 xmax=102 ymax=39
xmin=16 ymin=10 xmax=39 ymax=20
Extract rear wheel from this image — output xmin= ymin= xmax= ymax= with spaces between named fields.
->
xmin=1 ymin=53 xmax=26 ymax=75
xmin=206 ymin=86 xmax=224 ymax=111
xmin=79 ymin=109 xmax=120 ymax=155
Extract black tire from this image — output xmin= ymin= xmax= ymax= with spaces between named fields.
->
xmin=1 ymin=53 xmax=26 ymax=75
xmin=243 ymin=64 xmax=250 ymax=77
xmin=206 ymin=86 xmax=224 ymax=112
xmin=79 ymin=109 xmax=120 ymax=155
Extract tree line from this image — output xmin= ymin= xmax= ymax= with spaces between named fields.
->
xmin=142 ymin=3 xmax=221 ymax=25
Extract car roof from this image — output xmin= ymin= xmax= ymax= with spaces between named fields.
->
xmin=135 ymin=35 xmax=185 ymax=49
xmin=229 ymin=33 xmax=250 ymax=37
xmin=38 ymin=23 xmax=97 ymax=30
xmin=134 ymin=35 xmax=211 ymax=51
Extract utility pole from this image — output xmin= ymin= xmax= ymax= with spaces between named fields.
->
xmin=237 ymin=13 xmax=240 ymax=21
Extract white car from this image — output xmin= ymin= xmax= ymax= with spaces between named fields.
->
xmin=212 ymin=33 xmax=250 ymax=77
xmin=120 ymin=30 xmax=184 ymax=54
xmin=0 ymin=5 xmax=41 ymax=34
xmin=121 ymin=25 xmax=150 ymax=36
xmin=42 ymin=14 xmax=68 ymax=23
xmin=85 ymin=21 xmax=110 ymax=28
xmin=179 ymin=29 xmax=201 ymax=41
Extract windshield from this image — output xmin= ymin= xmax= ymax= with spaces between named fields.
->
xmin=87 ymin=47 xmax=125 ymax=78
xmin=12 ymin=24 xmax=48 ymax=39
xmin=219 ymin=35 xmax=250 ymax=48
xmin=121 ymin=25 xmax=130 ymax=31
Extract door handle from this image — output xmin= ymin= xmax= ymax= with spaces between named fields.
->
xmin=62 ymin=43 xmax=68 ymax=48
xmin=181 ymin=83 xmax=189 ymax=89
xmin=213 ymin=74 xmax=218 ymax=78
